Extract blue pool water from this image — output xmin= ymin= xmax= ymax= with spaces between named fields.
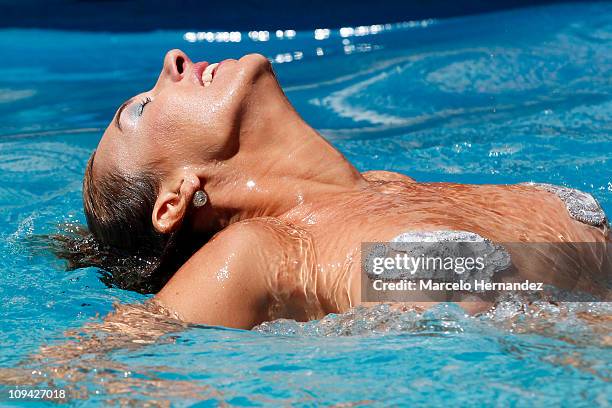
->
xmin=0 ymin=2 xmax=611 ymax=406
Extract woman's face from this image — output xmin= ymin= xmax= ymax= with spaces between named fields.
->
xmin=94 ymin=49 xmax=273 ymax=176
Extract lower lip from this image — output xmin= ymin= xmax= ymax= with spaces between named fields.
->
xmin=215 ymin=59 xmax=236 ymax=73
xmin=197 ymin=59 xmax=235 ymax=85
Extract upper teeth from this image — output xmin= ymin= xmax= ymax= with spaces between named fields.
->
xmin=202 ymin=63 xmax=218 ymax=87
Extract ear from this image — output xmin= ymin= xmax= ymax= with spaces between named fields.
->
xmin=152 ymin=173 xmax=201 ymax=234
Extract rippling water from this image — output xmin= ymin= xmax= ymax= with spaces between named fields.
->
xmin=0 ymin=2 xmax=610 ymax=406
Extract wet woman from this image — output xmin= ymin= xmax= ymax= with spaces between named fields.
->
xmin=81 ymin=49 xmax=610 ymax=329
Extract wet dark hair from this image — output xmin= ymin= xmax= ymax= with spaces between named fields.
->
xmin=48 ymin=152 xmax=207 ymax=294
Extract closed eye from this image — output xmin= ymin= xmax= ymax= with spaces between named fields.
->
xmin=137 ymin=97 xmax=152 ymax=116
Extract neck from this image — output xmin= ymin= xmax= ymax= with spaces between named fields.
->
xmin=195 ymin=77 xmax=366 ymax=229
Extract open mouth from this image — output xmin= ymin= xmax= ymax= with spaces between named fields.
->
xmin=192 ymin=61 xmax=220 ymax=87
xmin=201 ymin=62 xmax=219 ymax=87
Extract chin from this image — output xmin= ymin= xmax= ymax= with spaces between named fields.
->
xmin=239 ymin=53 xmax=273 ymax=75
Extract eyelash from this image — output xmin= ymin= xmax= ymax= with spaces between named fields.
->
xmin=137 ymin=97 xmax=152 ymax=116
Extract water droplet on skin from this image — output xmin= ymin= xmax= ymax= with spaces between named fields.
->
xmin=304 ymin=214 xmax=317 ymax=225
xmin=216 ymin=254 xmax=234 ymax=282
xmin=216 ymin=265 xmax=230 ymax=282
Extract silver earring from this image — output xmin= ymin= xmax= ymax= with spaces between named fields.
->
xmin=192 ymin=190 xmax=208 ymax=207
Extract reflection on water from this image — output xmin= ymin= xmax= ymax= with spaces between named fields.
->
xmin=0 ymin=302 xmax=220 ymax=405
xmin=0 ymin=298 xmax=609 ymax=405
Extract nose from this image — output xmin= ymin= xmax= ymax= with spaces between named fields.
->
xmin=160 ymin=49 xmax=190 ymax=83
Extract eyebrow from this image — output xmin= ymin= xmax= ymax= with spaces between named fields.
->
xmin=114 ymin=97 xmax=134 ymax=131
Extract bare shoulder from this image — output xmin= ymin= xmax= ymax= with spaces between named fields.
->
xmin=202 ymin=217 xmax=288 ymax=254
xmin=362 ymin=170 xmax=415 ymax=183
xmin=155 ymin=217 xmax=289 ymax=328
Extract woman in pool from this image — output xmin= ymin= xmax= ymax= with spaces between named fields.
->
xmin=83 ymin=49 xmax=610 ymax=329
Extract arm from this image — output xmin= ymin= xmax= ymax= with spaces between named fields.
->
xmin=39 ymin=219 xmax=280 ymax=362
xmin=21 ymin=220 xmax=279 ymax=374
xmin=5 ymin=221 xmax=279 ymax=399
xmin=155 ymin=219 xmax=278 ymax=329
